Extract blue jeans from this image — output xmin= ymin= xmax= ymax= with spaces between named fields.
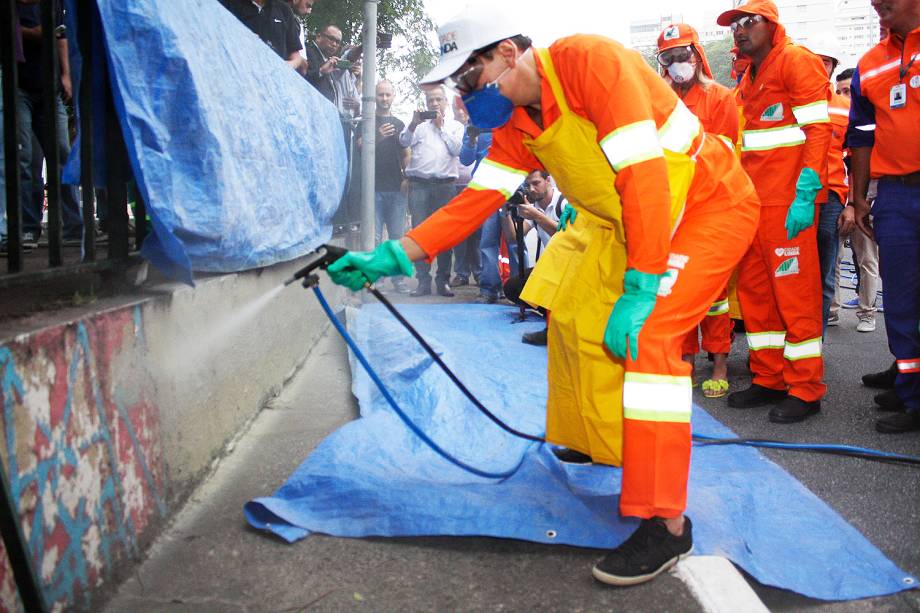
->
xmin=873 ymin=180 xmax=920 ymax=413
xmin=478 ymin=209 xmax=522 ymax=297
xmin=408 ymin=181 xmax=455 ymax=287
xmin=817 ymin=192 xmax=843 ymax=333
xmin=374 ymin=190 xmax=407 ymax=244
xmin=17 ymin=88 xmax=83 ymax=238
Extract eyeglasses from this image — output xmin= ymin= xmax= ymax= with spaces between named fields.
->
xmin=657 ymin=46 xmax=694 ymax=66
xmin=319 ymin=32 xmax=342 ymax=45
xmin=730 ymin=14 xmax=764 ymax=33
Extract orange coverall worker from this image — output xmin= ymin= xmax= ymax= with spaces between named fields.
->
xmin=407 ymin=35 xmax=760 ymax=519
xmin=656 ymin=24 xmax=740 ymax=358
xmin=826 ymin=92 xmax=850 ymax=206
xmin=728 ymin=13 xmax=833 ymax=403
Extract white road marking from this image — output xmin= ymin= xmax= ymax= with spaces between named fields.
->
xmin=672 ymin=555 xmax=770 ymax=613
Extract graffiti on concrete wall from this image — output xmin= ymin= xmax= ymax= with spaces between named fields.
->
xmin=0 ymin=306 xmax=166 ymax=610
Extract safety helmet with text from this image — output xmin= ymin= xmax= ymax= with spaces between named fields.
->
xmin=657 ymin=23 xmax=714 ymax=79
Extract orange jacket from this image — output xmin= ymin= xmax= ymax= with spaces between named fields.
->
xmin=408 ymin=35 xmax=707 ymax=275
xmin=677 ymin=81 xmax=739 ymax=145
xmin=735 ymin=23 xmax=832 ymax=207
xmin=826 ymin=90 xmax=850 ymax=204
xmin=848 ymin=26 xmax=920 ymax=177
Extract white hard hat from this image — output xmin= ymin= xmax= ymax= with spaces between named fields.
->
xmin=420 ymin=5 xmax=521 ymax=85
xmin=805 ymin=33 xmax=842 ymax=65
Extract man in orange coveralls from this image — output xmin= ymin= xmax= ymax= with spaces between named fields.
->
xmin=656 ymin=23 xmax=740 ymax=399
xmin=327 ymin=8 xmax=760 ymax=585
xmin=720 ymin=0 xmax=833 ymax=423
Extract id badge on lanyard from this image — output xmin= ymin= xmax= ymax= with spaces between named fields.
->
xmin=890 ymin=83 xmax=907 ymax=109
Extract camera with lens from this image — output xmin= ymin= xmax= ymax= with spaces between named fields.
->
xmin=505 ymin=185 xmax=529 ymax=221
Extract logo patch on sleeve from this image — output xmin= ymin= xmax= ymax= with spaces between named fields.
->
xmin=775 ymin=256 xmax=800 ymax=277
xmin=760 ymin=103 xmax=785 ymax=122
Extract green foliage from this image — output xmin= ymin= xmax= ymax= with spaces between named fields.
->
xmin=305 ymin=0 xmax=436 ymax=96
xmin=701 ymin=35 xmax=736 ymax=88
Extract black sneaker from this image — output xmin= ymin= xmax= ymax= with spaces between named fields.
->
xmin=862 ymin=362 xmax=897 ymax=389
xmin=592 ymin=517 xmax=693 ymax=586
xmin=522 ymin=327 xmax=548 ymax=346
xmin=875 ymin=411 xmax=920 ymax=434
xmin=768 ymin=396 xmax=821 ymax=423
xmin=449 ymin=275 xmax=469 ymax=287
xmin=874 ymin=389 xmax=905 ymax=412
xmin=552 ymin=447 xmax=592 ymax=464
xmin=727 ymin=384 xmax=787 ymax=408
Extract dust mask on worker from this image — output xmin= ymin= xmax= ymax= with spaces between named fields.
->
xmin=667 ymin=62 xmax=696 ymax=84
xmin=462 ymin=67 xmax=514 ymax=129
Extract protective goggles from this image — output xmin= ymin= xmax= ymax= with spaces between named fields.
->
xmin=657 ymin=46 xmax=694 ymax=66
xmin=445 ymin=60 xmax=485 ymax=97
xmin=730 ymin=14 xmax=765 ymax=33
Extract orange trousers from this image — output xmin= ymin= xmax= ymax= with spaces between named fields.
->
xmin=681 ymin=286 xmax=732 ymax=356
xmin=736 ymin=206 xmax=825 ymax=402
xmin=620 ymin=189 xmax=760 ymax=519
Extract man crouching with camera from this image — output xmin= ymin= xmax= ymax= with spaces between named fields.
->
xmin=504 ymin=170 xmax=570 ymax=346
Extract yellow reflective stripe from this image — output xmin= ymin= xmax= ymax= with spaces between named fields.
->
xmin=468 ymin=158 xmax=528 ymax=198
xmin=707 ymin=299 xmax=730 ymax=316
xmin=715 ymin=134 xmax=734 ymax=150
xmin=860 ymin=58 xmax=901 ymax=83
xmin=600 ymin=120 xmax=663 ymax=171
xmin=792 ymin=101 xmax=830 ymax=125
xmin=741 ymin=125 xmax=806 ymax=151
xmin=784 ymin=337 xmax=822 ymax=361
xmin=657 ymin=102 xmax=701 ymax=154
xmin=623 ymin=373 xmax=692 ymax=423
xmin=747 ymin=331 xmax=786 ymax=350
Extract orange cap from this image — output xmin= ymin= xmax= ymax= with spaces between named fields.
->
xmin=657 ymin=23 xmax=714 ymax=80
xmin=716 ymin=0 xmax=780 ymax=27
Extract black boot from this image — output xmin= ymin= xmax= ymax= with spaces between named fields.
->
xmin=727 ymin=384 xmax=787 ymax=408
xmin=874 ymin=389 xmax=906 ymax=412
xmin=769 ymin=396 xmax=821 ymax=423
xmin=552 ymin=447 xmax=592 ymax=464
xmin=522 ymin=327 xmax=548 ymax=346
xmin=862 ymin=361 xmax=897 ymax=389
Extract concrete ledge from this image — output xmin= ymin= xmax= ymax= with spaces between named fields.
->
xmin=0 ymin=256 xmax=345 ymax=610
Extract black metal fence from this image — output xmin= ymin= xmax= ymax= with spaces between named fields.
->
xmin=1 ymin=0 xmax=145 ymax=291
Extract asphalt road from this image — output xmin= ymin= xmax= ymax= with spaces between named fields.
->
xmin=104 ymin=279 xmax=920 ymax=612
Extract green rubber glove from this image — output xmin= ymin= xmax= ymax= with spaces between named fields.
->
xmin=784 ymin=167 xmax=821 ymax=240
xmin=556 ymin=204 xmax=577 ymax=232
xmin=603 ymin=269 xmax=663 ymax=361
xmin=326 ymin=240 xmax=415 ymax=291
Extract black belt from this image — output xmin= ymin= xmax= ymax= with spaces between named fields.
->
xmin=879 ymin=171 xmax=920 ymax=186
xmin=408 ymin=176 xmax=456 ymax=184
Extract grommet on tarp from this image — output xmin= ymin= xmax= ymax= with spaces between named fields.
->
xmin=546 ymin=530 xmax=558 ymax=539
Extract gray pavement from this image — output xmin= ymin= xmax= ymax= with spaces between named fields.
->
xmin=104 ymin=277 xmax=920 ymax=612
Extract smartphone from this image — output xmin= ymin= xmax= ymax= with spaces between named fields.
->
xmin=419 ymin=110 xmax=438 ymax=120
xmin=336 ymin=59 xmax=353 ymax=70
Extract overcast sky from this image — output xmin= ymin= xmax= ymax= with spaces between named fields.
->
xmin=422 ymin=0 xmax=737 ymax=46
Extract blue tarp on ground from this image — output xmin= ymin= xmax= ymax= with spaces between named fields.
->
xmin=64 ymin=0 xmax=347 ymax=283
xmin=245 ymin=303 xmax=918 ymax=601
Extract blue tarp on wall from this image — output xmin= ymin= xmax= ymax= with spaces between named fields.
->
xmin=65 ymin=0 xmax=347 ymax=283
xmin=245 ymin=303 xmax=918 ymax=602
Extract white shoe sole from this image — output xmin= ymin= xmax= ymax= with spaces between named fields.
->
xmin=592 ymin=547 xmax=693 ymax=587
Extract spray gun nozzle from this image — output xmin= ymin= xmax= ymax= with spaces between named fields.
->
xmin=283 ymin=244 xmax=349 ymax=288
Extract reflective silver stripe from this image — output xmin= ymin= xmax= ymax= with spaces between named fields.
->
xmin=600 ymin=120 xmax=663 ymax=171
xmin=784 ymin=337 xmax=822 ymax=361
xmin=860 ymin=58 xmax=901 ymax=83
xmin=792 ymin=101 xmax=830 ymax=125
xmin=658 ymin=102 xmax=701 ymax=154
xmin=829 ymin=107 xmax=849 ymax=117
xmin=897 ymin=359 xmax=920 ymax=373
xmin=855 ymin=124 xmax=876 ymax=132
xmin=468 ymin=159 xmax=529 ymax=198
xmin=747 ymin=331 xmax=785 ymax=350
xmin=623 ymin=373 xmax=692 ymax=423
xmin=741 ymin=125 xmax=806 ymax=152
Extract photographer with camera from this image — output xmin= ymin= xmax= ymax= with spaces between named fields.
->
xmin=503 ymin=171 xmax=566 ymax=345
xmin=397 ymin=85 xmax=465 ymax=297
xmin=305 ymin=24 xmax=359 ymax=105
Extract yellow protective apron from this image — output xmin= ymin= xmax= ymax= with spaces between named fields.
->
xmin=519 ymin=48 xmax=694 ymax=465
